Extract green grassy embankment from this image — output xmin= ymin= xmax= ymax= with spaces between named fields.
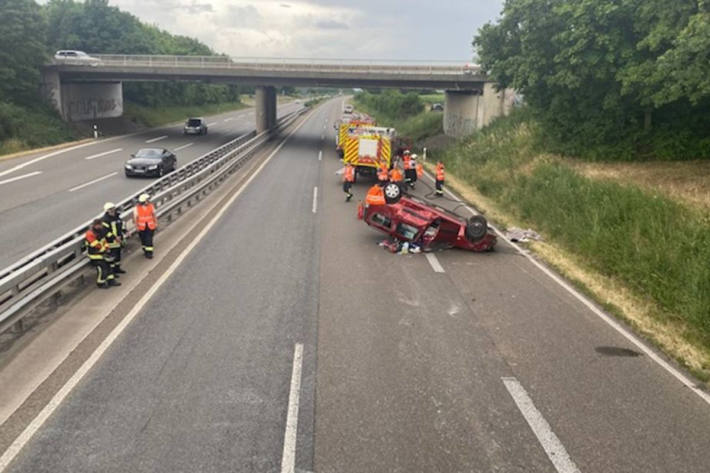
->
xmin=122 ymin=100 xmax=247 ymax=128
xmin=431 ymin=112 xmax=710 ymax=381
xmin=352 ymin=100 xmax=443 ymax=144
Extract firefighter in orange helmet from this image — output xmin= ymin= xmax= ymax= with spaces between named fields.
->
xmin=435 ymin=161 xmax=445 ymax=196
xmin=343 ymin=163 xmax=355 ymax=201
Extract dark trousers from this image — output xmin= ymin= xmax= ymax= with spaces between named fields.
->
xmin=343 ymin=181 xmax=353 ymax=196
xmin=435 ymin=179 xmax=444 ymax=194
xmin=90 ymin=259 xmax=114 ymax=285
xmin=139 ymin=228 xmax=155 ymax=255
xmin=405 ymin=168 xmax=417 ymax=183
xmin=109 ymin=246 xmax=122 ymax=269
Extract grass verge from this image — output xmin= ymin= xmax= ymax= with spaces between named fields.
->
xmin=352 ymin=100 xmax=443 ymax=144
xmin=427 ymin=112 xmax=710 ymax=383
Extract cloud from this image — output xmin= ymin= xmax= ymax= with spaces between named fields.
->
xmin=314 ymin=19 xmax=348 ymax=30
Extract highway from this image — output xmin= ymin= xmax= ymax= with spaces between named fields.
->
xmin=1 ymin=99 xmax=710 ymax=472
xmin=0 ymin=102 xmax=301 ymax=269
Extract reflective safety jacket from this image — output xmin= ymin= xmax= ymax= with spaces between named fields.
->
xmin=377 ymin=165 xmax=389 ymax=182
xmin=85 ymin=227 xmax=110 ymax=260
xmin=403 ymin=155 xmax=412 ymax=170
xmin=343 ymin=165 xmax=355 ymax=183
xmin=102 ymin=212 xmax=124 ymax=249
xmin=416 ymin=163 xmax=423 ymax=178
xmin=365 ymin=185 xmax=386 ymax=206
xmin=436 ymin=163 xmax=445 ymax=181
xmin=134 ymin=203 xmax=157 ymax=231
xmin=389 ymin=167 xmax=403 ymax=182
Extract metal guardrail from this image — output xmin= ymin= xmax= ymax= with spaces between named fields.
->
xmin=53 ymin=55 xmax=483 ymax=76
xmin=0 ymin=108 xmax=308 ymax=334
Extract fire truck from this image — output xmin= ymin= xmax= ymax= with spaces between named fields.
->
xmin=339 ymin=125 xmax=396 ymax=180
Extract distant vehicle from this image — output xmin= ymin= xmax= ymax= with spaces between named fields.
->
xmin=183 ymin=117 xmax=208 ymax=135
xmin=124 ymin=148 xmax=177 ymax=177
xmin=360 ymin=191 xmax=497 ymax=252
xmin=430 ymin=103 xmax=444 ymax=111
xmin=53 ymin=50 xmax=100 ymax=66
xmin=463 ymin=63 xmax=477 ymax=75
xmin=343 ymin=104 xmax=354 ymax=114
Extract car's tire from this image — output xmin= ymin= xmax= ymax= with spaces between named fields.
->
xmin=125 ymin=171 xmax=131 ymax=178
xmin=383 ymin=182 xmax=402 ymax=204
xmin=465 ymin=215 xmax=488 ymax=242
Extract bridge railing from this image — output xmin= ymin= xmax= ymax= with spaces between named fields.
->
xmin=56 ymin=55 xmax=482 ymax=76
xmin=0 ymin=108 xmax=309 ymax=334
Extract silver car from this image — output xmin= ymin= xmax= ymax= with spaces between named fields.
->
xmin=54 ymin=50 xmax=101 ymax=66
xmin=184 ymin=117 xmax=208 ymax=135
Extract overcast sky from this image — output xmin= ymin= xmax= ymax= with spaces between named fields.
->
xmin=109 ymin=0 xmax=503 ymax=60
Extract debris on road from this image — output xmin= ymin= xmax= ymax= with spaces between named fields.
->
xmin=504 ymin=227 xmax=542 ymax=243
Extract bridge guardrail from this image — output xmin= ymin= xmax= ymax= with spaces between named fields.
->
xmin=55 ymin=55 xmax=483 ymax=76
xmin=0 ymin=108 xmax=308 ymax=334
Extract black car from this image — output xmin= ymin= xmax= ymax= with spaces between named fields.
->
xmin=124 ymin=148 xmax=177 ymax=177
xmin=184 ymin=117 xmax=208 ymax=135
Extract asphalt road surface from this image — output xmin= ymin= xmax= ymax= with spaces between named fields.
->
xmin=3 ymin=99 xmax=710 ymax=473
xmin=0 ymin=102 xmax=301 ymax=269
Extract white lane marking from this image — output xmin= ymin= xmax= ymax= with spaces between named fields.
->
xmin=0 ymin=141 xmax=104 ymax=178
xmin=68 ymin=172 xmax=118 ymax=192
xmin=0 ymin=171 xmax=42 ymax=186
xmin=423 ymin=170 xmax=710 ymax=405
xmin=502 ymin=377 xmax=581 ymax=473
xmin=318 ymin=150 xmax=322 ymax=161
xmin=174 ymin=143 xmax=194 ymax=151
xmin=425 ymin=253 xmax=445 ymax=273
xmin=145 ymin=135 xmax=168 ymax=143
xmin=281 ymin=343 xmax=304 ymax=473
xmin=312 ymin=186 xmax=318 ymax=214
xmin=0 ymin=109 xmax=315 ymax=473
xmin=84 ymin=148 xmax=122 ymax=160
xmin=223 ymin=117 xmax=234 ymax=122
xmin=207 ymin=122 xmax=217 ymax=127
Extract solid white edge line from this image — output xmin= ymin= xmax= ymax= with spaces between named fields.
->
xmin=0 ymin=108 xmax=316 ymax=473
xmin=502 ymin=377 xmax=581 ymax=473
xmin=422 ymin=170 xmax=710 ymax=405
xmin=0 ymin=141 xmax=106 ymax=178
xmin=317 ymin=150 xmax=322 ymax=161
xmin=280 ymin=343 xmax=304 ymax=473
xmin=145 ymin=135 xmax=168 ymax=143
xmin=68 ymin=172 xmax=118 ymax=192
xmin=174 ymin=143 xmax=194 ymax=152
xmin=0 ymin=171 xmax=42 ymax=186
xmin=84 ymin=148 xmax=122 ymax=160
xmin=425 ymin=253 xmax=445 ymax=273
xmin=312 ymin=186 xmax=318 ymax=214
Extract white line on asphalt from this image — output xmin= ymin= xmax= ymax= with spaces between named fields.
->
xmin=0 ymin=171 xmax=42 ymax=186
xmin=68 ymin=172 xmax=118 ymax=192
xmin=0 ymin=108 xmax=316 ymax=473
xmin=502 ymin=377 xmax=581 ymax=473
xmin=145 ymin=135 xmax=168 ymax=143
xmin=174 ymin=143 xmax=194 ymax=151
xmin=318 ymin=150 xmax=322 ymax=161
xmin=207 ymin=122 xmax=217 ymax=127
xmin=312 ymin=186 xmax=318 ymax=213
xmin=223 ymin=117 xmax=234 ymax=122
xmin=281 ymin=343 xmax=304 ymax=473
xmin=84 ymin=148 xmax=122 ymax=160
xmin=0 ymin=141 xmax=104 ymax=178
xmin=425 ymin=253 xmax=445 ymax=273
xmin=422 ymin=170 xmax=710 ymax=406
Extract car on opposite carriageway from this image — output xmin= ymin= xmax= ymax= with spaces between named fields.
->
xmin=124 ymin=148 xmax=177 ymax=178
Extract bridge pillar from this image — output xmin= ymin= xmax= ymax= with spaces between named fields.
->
xmin=255 ymin=86 xmax=277 ymax=132
xmin=40 ymin=70 xmax=124 ymax=121
xmin=443 ymin=90 xmax=480 ymax=138
xmin=41 ymin=70 xmax=63 ymax=118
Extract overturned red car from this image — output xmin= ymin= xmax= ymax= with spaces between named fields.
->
xmin=359 ymin=183 xmax=497 ymax=252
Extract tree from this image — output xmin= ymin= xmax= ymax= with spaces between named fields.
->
xmin=0 ymin=0 xmax=48 ymax=104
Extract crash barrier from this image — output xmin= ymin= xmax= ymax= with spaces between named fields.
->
xmin=0 ymin=108 xmax=309 ymax=334
xmin=56 ymin=54 xmax=481 ymax=76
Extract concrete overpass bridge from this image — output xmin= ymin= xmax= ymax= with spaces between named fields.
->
xmin=42 ymin=55 xmax=514 ymax=137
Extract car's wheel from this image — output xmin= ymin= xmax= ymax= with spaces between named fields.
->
xmin=383 ymin=182 xmax=402 ymax=204
xmin=124 ymin=171 xmax=131 ymax=178
xmin=465 ymin=215 xmax=488 ymax=242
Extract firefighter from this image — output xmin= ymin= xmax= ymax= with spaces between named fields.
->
xmin=389 ymin=165 xmax=403 ymax=183
xmin=134 ymin=193 xmax=157 ymax=259
xmin=416 ymin=161 xmax=424 ymax=180
xmin=102 ymin=202 xmax=126 ymax=275
xmin=435 ymin=161 xmax=445 ymax=196
xmin=408 ymin=154 xmax=419 ymax=189
xmin=403 ymin=150 xmax=416 ymax=188
xmin=85 ymin=219 xmax=120 ymax=288
xmin=365 ymin=184 xmax=386 ymax=206
xmin=343 ymin=163 xmax=355 ymax=202
xmin=377 ymin=162 xmax=389 ymax=186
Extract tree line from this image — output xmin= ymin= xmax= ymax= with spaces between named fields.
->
xmin=474 ymin=0 xmax=710 ymax=160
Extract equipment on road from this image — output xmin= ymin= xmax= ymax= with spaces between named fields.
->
xmin=359 ymin=194 xmax=496 ymax=252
